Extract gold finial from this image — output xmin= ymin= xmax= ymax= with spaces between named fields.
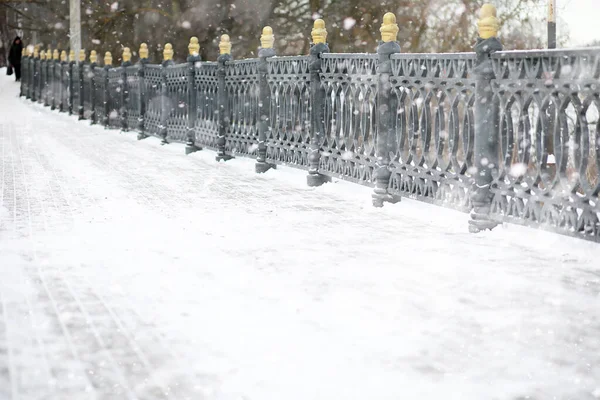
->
xmin=90 ymin=50 xmax=97 ymax=63
xmin=122 ymin=47 xmax=131 ymax=62
xmin=60 ymin=50 xmax=67 ymax=62
xmin=22 ymin=48 xmax=26 ymax=57
xmin=478 ymin=4 xmax=500 ymax=39
xmin=46 ymin=49 xmax=52 ymax=60
xmin=189 ymin=36 xmax=200 ymax=56
xmin=139 ymin=43 xmax=149 ymax=59
xmin=40 ymin=49 xmax=46 ymax=60
xmin=33 ymin=45 xmax=39 ymax=58
xmin=380 ymin=12 xmax=399 ymax=43
xmin=53 ymin=49 xmax=59 ymax=60
xmin=79 ymin=49 xmax=86 ymax=62
xmin=163 ymin=43 xmax=173 ymax=61
xmin=219 ymin=34 xmax=231 ymax=55
xmin=69 ymin=49 xmax=75 ymax=62
xmin=260 ymin=26 xmax=274 ymax=49
xmin=104 ymin=51 xmax=113 ymax=66
xmin=311 ymin=19 xmax=327 ymax=44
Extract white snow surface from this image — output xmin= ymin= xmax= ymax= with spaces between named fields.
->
xmin=1 ymin=69 xmax=600 ymax=400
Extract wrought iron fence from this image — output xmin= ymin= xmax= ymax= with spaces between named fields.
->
xmin=18 ymin=11 xmax=600 ymax=243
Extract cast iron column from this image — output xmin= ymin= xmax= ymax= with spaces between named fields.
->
xmin=255 ymin=26 xmax=276 ymax=173
xmin=216 ymin=35 xmax=233 ymax=161
xmin=186 ymin=37 xmax=201 ymax=154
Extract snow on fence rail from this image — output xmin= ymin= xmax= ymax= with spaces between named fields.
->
xmin=18 ymin=9 xmax=600 ymax=243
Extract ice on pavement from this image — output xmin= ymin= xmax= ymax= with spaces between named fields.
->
xmin=1 ymin=69 xmax=600 ymax=400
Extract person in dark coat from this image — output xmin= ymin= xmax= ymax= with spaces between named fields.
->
xmin=8 ymin=37 xmax=23 ymax=81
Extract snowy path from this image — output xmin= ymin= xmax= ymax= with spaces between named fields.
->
xmin=1 ymin=71 xmax=600 ymax=400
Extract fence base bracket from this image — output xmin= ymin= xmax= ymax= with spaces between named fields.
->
xmin=185 ymin=145 xmax=201 ymax=155
xmin=137 ymin=133 xmax=148 ymax=140
xmin=372 ymin=192 xmax=401 ymax=208
xmin=255 ymin=162 xmax=275 ymax=174
xmin=307 ymin=173 xmax=331 ymax=187
xmin=468 ymin=217 xmax=499 ymax=234
xmin=216 ymin=154 xmax=234 ymax=162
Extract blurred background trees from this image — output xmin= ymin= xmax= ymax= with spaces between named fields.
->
xmin=1 ymin=0 xmax=567 ymax=64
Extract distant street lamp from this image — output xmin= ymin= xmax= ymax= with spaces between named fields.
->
xmin=548 ymin=0 xmax=556 ymax=48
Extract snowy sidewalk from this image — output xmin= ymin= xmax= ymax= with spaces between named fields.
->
xmin=1 ymin=70 xmax=600 ymax=400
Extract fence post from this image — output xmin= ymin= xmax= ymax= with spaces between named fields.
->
xmin=159 ymin=43 xmax=174 ymax=145
xmin=25 ymin=49 xmax=32 ymax=100
xmin=20 ymin=48 xmax=26 ymax=97
xmin=78 ymin=50 xmax=86 ymax=120
xmin=59 ymin=51 xmax=67 ymax=112
xmin=51 ymin=50 xmax=59 ymax=110
xmin=372 ymin=13 xmax=401 ymax=207
xmin=137 ymin=44 xmax=149 ymax=140
xmin=32 ymin=46 xmax=39 ymax=102
xmin=121 ymin=47 xmax=132 ymax=131
xmin=89 ymin=50 xmax=98 ymax=124
xmin=216 ymin=34 xmax=233 ymax=161
xmin=44 ymin=50 xmax=51 ymax=107
xmin=255 ymin=26 xmax=276 ymax=173
xmin=39 ymin=49 xmax=46 ymax=104
xmin=103 ymin=52 xmax=112 ymax=127
xmin=469 ymin=4 xmax=503 ymax=233
xmin=307 ymin=19 xmax=330 ymax=186
xmin=68 ymin=50 xmax=75 ymax=115
xmin=186 ymin=37 xmax=201 ymax=154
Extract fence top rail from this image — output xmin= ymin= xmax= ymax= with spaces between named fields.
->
xmin=392 ymin=52 xmax=476 ymax=61
xmin=321 ymin=53 xmax=378 ymax=60
xmin=225 ymin=58 xmax=259 ymax=66
xmin=267 ymin=55 xmax=310 ymax=63
xmin=195 ymin=61 xmax=218 ymax=68
xmin=492 ymin=46 xmax=600 ymax=59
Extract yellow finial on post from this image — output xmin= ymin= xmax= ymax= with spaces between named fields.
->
xmin=219 ymin=34 xmax=231 ymax=55
xmin=46 ymin=49 xmax=52 ymax=60
xmin=104 ymin=51 xmax=113 ymax=66
xmin=22 ymin=48 xmax=26 ymax=57
xmin=163 ymin=43 xmax=174 ymax=61
xmin=53 ymin=49 xmax=59 ymax=60
xmin=139 ymin=43 xmax=148 ymax=59
xmin=122 ymin=47 xmax=131 ymax=62
xmin=33 ymin=45 xmax=40 ymax=58
xmin=311 ymin=19 xmax=327 ymax=44
xmin=478 ymin=4 xmax=500 ymax=39
xmin=79 ymin=49 xmax=86 ymax=62
xmin=189 ymin=36 xmax=200 ymax=56
xmin=40 ymin=49 xmax=46 ymax=60
xmin=69 ymin=49 xmax=75 ymax=62
xmin=60 ymin=50 xmax=67 ymax=62
xmin=260 ymin=26 xmax=274 ymax=49
xmin=380 ymin=12 xmax=399 ymax=43
xmin=90 ymin=50 xmax=97 ymax=63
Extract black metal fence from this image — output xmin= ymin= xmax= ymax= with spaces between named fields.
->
xmin=18 ymin=18 xmax=600 ymax=243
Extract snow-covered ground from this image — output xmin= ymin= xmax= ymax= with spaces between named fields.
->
xmin=1 ymin=69 xmax=599 ymax=400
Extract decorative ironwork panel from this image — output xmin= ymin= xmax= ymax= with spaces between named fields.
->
xmin=489 ymin=49 xmax=600 ymax=241
xmin=93 ymin=67 xmax=105 ymax=120
xmin=72 ymin=64 xmax=81 ymax=114
xmin=125 ymin=65 xmax=141 ymax=130
xmin=266 ymin=56 xmax=311 ymax=167
xmin=164 ymin=64 xmax=188 ymax=142
xmin=39 ymin=61 xmax=47 ymax=103
xmin=319 ymin=53 xmax=379 ymax=184
xmin=194 ymin=62 xmax=219 ymax=149
xmin=107 ymin=68 xmax=123 ymax=128
xmin=82 ymin=64 xmax=93 ymax=119
xmin=144 ymin=65 xmax=163 ymax=137
xmin=388 ymin=53 xmax=477 ymax=211
xmin=224 ymin=59 xmax=259 ymax=156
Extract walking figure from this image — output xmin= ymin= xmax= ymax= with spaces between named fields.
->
xmin=8 ymin=37 xmax=23 ymax=82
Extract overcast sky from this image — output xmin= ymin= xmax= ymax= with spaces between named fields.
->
xmin=562 ymin=0 xmax=600 ymax=46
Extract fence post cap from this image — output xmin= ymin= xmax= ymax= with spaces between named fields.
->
xmin=60 ymin=50 xmax=67 ymax=62
xmin=46 ymin=49 xmax=52 ymax=59
xmin=260 ymin=26 xmax=274 ymax=49
xmin=139 ymin=43 xmax=149 ymax=59
xmin=219 ymin=34 xmax=231 ymax=55
xmin=312 ymin=19 xmax=327 ymax=44
xmin=478 ymin=4 xmax=500 ymax=39
xmin=33 ymin=45 xmax=40 ymax=58
xmin=69 ymin=49 xmax=75 ymax=62
xmin=90 ymin=50 xmax=97 ymax=63
xmin=104 ymin=51 xmax=113 ymax=66
xmin=123 ymin=47 xmax=132 ymax=62
xmin=380 ymin=12 xmax=399 ymax=43
xmin=189 ymin=36 xmax=200 ymax=56
xmin=53 ymin=49 xmax=60 ymax=60
xmin=79 ymin=49 xmax=86 ymax=62
xmin=163 ymin=43 xmax=174 ymax=61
